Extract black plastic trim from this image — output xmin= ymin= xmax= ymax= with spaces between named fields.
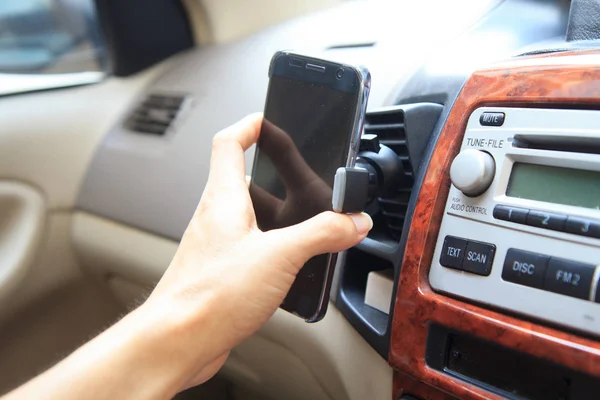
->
xmin=94 ymin=0 xmax=194 ymax=76
xmin=426 ymin=324 xmax=600 ymax=400
xmin=334 ymin=102 xmax=449 ymax=358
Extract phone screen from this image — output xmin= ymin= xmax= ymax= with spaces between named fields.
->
xmin=250 ymin=67 xmax=360 ymax=321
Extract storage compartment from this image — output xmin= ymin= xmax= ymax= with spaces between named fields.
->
xmin=426 ymin=324 xmax=599 ymax=400
xmin=336 ymin=248 xmax=395 ymax=357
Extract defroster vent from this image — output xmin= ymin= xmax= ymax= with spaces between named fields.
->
xmin=364 ymin=104 xmax=442 ymax=241
xmin=126 ymin=93 xmax=187 ymax=135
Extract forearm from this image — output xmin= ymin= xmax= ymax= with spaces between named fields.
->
xmin=3 ymin=302 xmax=212 ymax=400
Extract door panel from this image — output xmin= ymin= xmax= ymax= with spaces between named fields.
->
xmin=0 ymin=182 xmax=44 ymax=300
xmin=0 ymin=62 xmax=168 ymax=393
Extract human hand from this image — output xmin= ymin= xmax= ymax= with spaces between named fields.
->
xmin=1 ymin=114 xmax=373 ymax=400
xmin=144 ymin=113 xmax=372 ymax=390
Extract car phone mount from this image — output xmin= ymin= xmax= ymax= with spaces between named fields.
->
xmin=332 ymin=133 xmax=404 ymax=213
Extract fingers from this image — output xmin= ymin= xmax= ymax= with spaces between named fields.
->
xmin=268 ymin=211 xmax=373 ymax=266
xmin=214 ymin=113 xmax=263 ymax=151
xmin=206 ymin=113 xmax=263 ymax=190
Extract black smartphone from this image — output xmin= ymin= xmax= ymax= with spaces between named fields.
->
xmin=249 ymin=51 xmax=370 ymax=322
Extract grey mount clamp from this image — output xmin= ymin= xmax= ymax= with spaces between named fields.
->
xmin=332 ymin=167 xmax=371 ymax=213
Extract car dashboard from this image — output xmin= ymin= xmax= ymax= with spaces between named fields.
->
xmin=59 ymin=0 xmax=600 ymax=399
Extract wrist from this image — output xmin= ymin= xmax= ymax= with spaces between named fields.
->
xmin=132 ymin=294 xmax=226 ymax=389
xmin=108 ymin=303 xmax=201 ymax=398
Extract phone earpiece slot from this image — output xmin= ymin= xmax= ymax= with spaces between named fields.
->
xmin=305 ymin=63 xmax=326 ymax=73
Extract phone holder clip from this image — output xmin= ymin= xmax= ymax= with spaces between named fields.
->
xmin=332 ymin=167 xmax=371 ymax=213
xmin=332 ymin=134 xmax=404 ymax=213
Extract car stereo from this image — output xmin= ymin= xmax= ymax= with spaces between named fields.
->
xmin=430 ymin=107 xmax=600 ymax=336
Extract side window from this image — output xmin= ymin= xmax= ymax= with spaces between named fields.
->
xmin=0 ymin=0 xmax=107 ymax=96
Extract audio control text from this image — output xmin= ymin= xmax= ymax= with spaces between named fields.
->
xmin=466 ymin=137 xmax=505 ymax=149
xmin=449 ymin=199 xmax=488 ymax=215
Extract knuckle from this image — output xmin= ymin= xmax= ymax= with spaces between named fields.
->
xmin=212 ymin=132 xmax=230 ymax=147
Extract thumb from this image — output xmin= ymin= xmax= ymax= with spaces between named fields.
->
xmin=268 ymin=211 xmax=373 ymax=266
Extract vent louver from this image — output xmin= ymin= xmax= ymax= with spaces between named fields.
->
xmin=126 ymin=93 xmax=186 ymax=135
xmin=364 ymin=110 xmax=412 ymax=241
xmin=364 ymin=104 xmax=443 ymax=241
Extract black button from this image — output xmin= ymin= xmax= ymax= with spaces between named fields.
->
xmin=479 ymin=112 xmax=505 ymax=127
xmin=526 ymin=210 xmax=567 ymax=232
xmin=596 ymin=275 xmax=600 ymax=303
xmin=493 ymin=205 xmax=510 ymax=220
xmin=462 ymin=240 xmax=495 ymax=276
xmin=502 ymin=249 xmax=549 ymax=289
xmin=440 ymin=236 xmax=468 ymax=270
xmin=493 ymin=205 xmax=528 ymax=224
xmin=544 ymin=257 xmax=595 ymax=300
xmin=509 ymin=208 xmax=529 ymax=224
xmin=565 ymin=216 xmax=600 ymax=239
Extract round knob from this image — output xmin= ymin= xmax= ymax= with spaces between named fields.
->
xmin=450 ymin=149 xmax=495 ymax=196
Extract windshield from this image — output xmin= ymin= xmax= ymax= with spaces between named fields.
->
xmin=0 ymin=0 xmax=107 ymax=95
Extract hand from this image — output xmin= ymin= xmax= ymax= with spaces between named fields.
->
xmin=2 ymin=114 xmax=373 ymax=400
xmin=145 ymin=113 xmax=373 ymax=390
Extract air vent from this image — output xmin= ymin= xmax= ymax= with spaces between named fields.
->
xmin=125 ymin=93 xmax=186 ymax=135
xmin=364 ymin=110 xmax=412 ymax=241
xmin=364 ymin=104 xmax=443 ymax=241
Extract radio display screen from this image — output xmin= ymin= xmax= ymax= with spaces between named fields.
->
xmin=507 ymin=163 xmax=600 ymax=210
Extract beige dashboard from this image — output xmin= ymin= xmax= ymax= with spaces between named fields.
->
xmin=0 ymin=38 xmax=392 ymax=400
xmin=0 ymin=0 xmax=570 ymax=398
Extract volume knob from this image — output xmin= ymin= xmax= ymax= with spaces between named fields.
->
xmin=450 ymin=149 xmax=495 ymax=197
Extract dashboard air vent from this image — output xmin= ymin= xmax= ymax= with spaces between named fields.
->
xmin=364 ymin=104 xmax=442 ymax=241
xmin=125 ymin=93 xmax=186 ymax=135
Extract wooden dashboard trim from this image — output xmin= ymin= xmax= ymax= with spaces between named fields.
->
xmin=389 ymin=50 xmax=600 ymax=399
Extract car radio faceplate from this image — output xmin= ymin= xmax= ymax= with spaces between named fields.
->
xmin=430 ymin=107 xmax=600 ymax=337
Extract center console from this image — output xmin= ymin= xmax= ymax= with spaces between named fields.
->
xmin=389 ymin=50 xmax=600 ymax=400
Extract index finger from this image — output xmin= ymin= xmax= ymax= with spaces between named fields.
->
xmin=206 ymin=113 xmax=263 ymax=190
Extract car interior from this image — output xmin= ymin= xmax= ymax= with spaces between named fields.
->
xmin=1 ymin=0 xmax=600 ymax=399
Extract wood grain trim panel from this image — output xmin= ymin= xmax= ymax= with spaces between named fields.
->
xmin=389 ymin=50 xmax=600 ymax=399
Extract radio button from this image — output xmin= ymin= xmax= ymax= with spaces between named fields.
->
xmin=440 ymin=236 xmax=468 ymax=270
xmin=462 ymin=241 xmax=495 ymax=276
xmin=493 ymin=205 xmax=528 ymax=224
xmin=526 ymin=210 xmax=567 ymax=232
xmin=502 ymin=249 xmax=549 ymax=289
xmin=544 ymin=258 xmax=595 ymax=300
xmin=449 ymin=149 xmax=496 ymax=197
xmin=565 ymin=216 xmax=600 ymax=239
xmin=492 ymin=205 xmax=510 ymax=220
xmin=479 ymin=112 xmax=505 ymax=127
